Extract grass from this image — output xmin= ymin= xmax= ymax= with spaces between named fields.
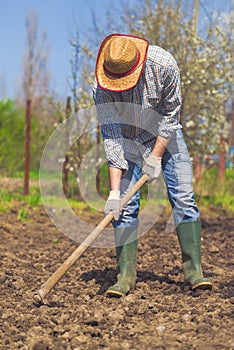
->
xmin=194 ymin=167 xmax=234 ymax=214
xmin=0 ymin=186 xmax=42 ymax=213
xmin=17 ymin=206 xmax=29 ymax=221
xmin=10 ymin=170 xmax=40 ymax=180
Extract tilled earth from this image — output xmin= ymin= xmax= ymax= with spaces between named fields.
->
xmin=0 ymin=202 xmax=233 ymax=350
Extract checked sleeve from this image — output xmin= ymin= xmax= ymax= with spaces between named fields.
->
xmin=158 ymin=64 xmax=182 ymax=138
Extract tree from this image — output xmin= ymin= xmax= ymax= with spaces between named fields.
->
xmin=0 ymin=98 xmax=44 ymax=175
xmin=72 ymin=0 xmax=233 ymax=186
xmin=0 ymin=99 xmax=24 ymax=174
xmin=19 ymin=10 xmax=50 ymax=108
xmin=120 ymin=0 xmax=233 ymax=160
xmin=51 ymin=30 xmax=97 ymax=196
xmin=17 ymin=11 xmax=52 ymax=192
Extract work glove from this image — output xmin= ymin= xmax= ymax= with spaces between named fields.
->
xmin=104 ymin=190 xmax=121 ymax=221
xmin=142 ymin=154 xmax=162 ymax=183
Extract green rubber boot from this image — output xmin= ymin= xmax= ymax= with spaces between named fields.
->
xmin=176 ymin=220 xmax=212 ymax=291
xmin=106 ymin=227 xmax=138 ymax=297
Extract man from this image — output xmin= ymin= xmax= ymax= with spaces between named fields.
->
xmin=93 ymin=33 xmax=212 ymax=297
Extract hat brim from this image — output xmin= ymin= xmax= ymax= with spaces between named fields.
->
xmin=95 ymin=34 xmax=149 ymax=92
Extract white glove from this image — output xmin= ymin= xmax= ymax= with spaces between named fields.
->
xmin=142 ymin=155 xmax=162 ymax=183
xmin=104 ymin=190 xmax=121 ymax=220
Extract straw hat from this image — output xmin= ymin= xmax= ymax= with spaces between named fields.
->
xmin=95 ymin=34 xmax=149 ymax=92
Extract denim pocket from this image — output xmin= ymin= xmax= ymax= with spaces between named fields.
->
xmin=171 ymin=153 xmax=192 ymax=184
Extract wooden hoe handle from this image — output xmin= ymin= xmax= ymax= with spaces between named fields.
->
xmin=33 ymin=174 xmax=148 ymax=304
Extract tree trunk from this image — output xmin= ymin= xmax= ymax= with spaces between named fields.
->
xmin=193 ymin=155 xmax=203 ymax=184
xmin=24 ymin=99 xmax=31 ymax=195
xmin=63 ymin=97 xmax=71 ymax=197
xmin=218 ymin=136 xmax=225 ymax=180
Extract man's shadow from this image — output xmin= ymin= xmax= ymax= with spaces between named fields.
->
xmin=80 ymin=266 xmax=183 ymax=295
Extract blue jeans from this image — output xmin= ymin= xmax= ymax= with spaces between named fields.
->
xmin=113 ymin=129 xmax=200 ymax=229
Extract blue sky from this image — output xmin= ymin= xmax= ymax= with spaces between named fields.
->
xmin=0 ymin=0 xmax=231 ymax=99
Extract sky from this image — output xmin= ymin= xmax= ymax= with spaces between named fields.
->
xmin=0 ymin=0 xmax=232 ymax=100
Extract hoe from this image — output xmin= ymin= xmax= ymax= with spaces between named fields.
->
xmin=33 ymin=174 xmax=148 ymax=305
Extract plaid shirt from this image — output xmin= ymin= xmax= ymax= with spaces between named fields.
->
xmin=93 ymin=45 xmax=182 ymax=170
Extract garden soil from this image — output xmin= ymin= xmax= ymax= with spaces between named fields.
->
xmin=0 ymin=190 xmax=233 ymax=349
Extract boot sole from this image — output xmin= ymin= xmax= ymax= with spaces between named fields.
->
xmin=106 ymin=289 xmax=126 ymax=298
xmin=106 ymin=283 xmax=136 ymax=298
xmin=192 ymin=280 xmax=213 ymax=291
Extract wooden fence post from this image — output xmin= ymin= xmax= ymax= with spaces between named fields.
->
xmin=63 ymin=97 xmax=71 ymax=197
xmin=218 ymin=136 xmax=225 ymax=180
xmin=24 ymin=99 xmax=31 ymax=195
